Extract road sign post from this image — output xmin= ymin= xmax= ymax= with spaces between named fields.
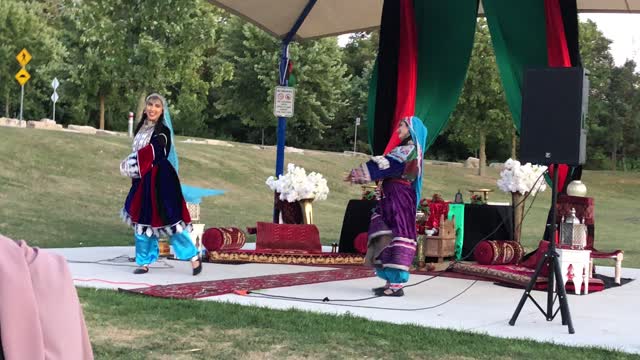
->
xmin=353 ymin=117 xmax=360 ymax=154
xmin=128 ymin=112 xmax=134 ymax=137
xmin=15 ymin=49 xmax=32 ymax=121
xmin=51 ymin=78 xmax=59 ymax=121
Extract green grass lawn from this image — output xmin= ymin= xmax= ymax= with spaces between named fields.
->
xmin=80 ymin=288 xmax=639 ymax=360
xmin=2 ymin=127 xmax=640 ymax=359
xmin=1 ymin=127 xmax=637 ymax=267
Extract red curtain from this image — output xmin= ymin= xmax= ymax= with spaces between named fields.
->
xmin=384 ymin=0 xmax=418 ymax=155
xmin=544 ymin=0 xmax=571 ymax=191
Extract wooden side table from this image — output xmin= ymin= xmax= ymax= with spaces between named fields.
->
xmin=557 ymin=248 xmax=592 ymax=295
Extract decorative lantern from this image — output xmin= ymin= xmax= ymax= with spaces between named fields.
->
xmin=560 ymin=208 xmax=587 ymax=249
xmin=454 ymin=189 xmax=464 ymax=204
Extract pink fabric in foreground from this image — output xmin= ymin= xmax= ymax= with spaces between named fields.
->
xmin=0 ymin=234 xmax=93 ymax=360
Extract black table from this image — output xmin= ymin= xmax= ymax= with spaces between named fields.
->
xmin=337 ymin=199 xmax=377 ymax=253
xmin=337 ymin=201 xmax=514 ymax=260
xmin=461 ymin=204 xmax=514 ymax=260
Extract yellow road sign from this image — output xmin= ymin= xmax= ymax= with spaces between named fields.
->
xmin=16 ymin=68 xmax=31 ymax=86
xmin=16 ymin=49 xmax=32 ymax=67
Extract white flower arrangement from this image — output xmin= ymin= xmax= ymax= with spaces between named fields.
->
xmin=496 ymin=158 xmax=548 ymax=195
xmin=266 ymin=163 xmax=330 ymax=202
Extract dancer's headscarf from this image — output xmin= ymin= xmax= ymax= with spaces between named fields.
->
xmin=146 ymin=93 xmax=224 ymax=203
xmin=386 ymin=116 xmax=428 ymax=208
xmin=146 ymin=93 xmax=179 ymax=171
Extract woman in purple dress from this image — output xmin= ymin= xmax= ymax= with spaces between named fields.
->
xmin=346 ymin=116 xmax=427 ymax=296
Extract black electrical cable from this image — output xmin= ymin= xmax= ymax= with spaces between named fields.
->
xmin=235 ymin=171 xmax=549 ymax=310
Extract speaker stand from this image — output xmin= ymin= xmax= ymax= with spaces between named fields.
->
xmin=508 ymin=166 xmax=575 ymax=334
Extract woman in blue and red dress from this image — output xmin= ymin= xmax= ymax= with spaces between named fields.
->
xmin=119 ymin=93 xmax=202 ymax=276
xmin=346 ymin=116 xmax=427 ymax=296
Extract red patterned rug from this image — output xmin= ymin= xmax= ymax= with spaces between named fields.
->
xmin=451 ymin=262 xmax=609 ymax=293
xmin=120 ymin=267 xmax=376 ymax=300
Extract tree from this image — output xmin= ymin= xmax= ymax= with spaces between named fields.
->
xmin=0 ymin=0 xmax=66 ymax=120
xmin=329 ymin=32 xmax=379 ymax=153
xmin=604 ymin=60 xmax=640 ymax=170
xmin=57 ymin=0 xmax=226 ymax=132
xmin=578 ymin=20 xmax=615 ymax=169
xmin=447 ymin=19 xmax=512 ymax=176
xmin=213 ymin=16 xmax=348 ymax=147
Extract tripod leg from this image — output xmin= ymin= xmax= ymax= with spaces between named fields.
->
xmin=546 ymin=250 xmax=555 ymax=321
xmin=552 ymin=255 xmax=575 ymax=334
xmin=509 ymin=251 xmax=549 ymax=326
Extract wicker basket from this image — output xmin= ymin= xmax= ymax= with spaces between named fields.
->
xmin=186 ymin=202 xmax=200 ymax=221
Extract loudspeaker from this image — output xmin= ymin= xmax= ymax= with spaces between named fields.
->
xmin=520 ymin=67 xmax=589 ymax=165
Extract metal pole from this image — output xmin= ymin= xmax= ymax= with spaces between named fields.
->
xmin=19 ymin=85 xmax=24 ymax=121
xmin=273 ymin=0 xmax=318 ymax=223
xmin=275 ymin=42 xmax=289 ymax=178
xmin=273 ymin=43 xmax=289 ymax=223
xmin=353 ymin=117 xmax=359 ymax=154
xmin=128 ymin=112 xmax=134 ymax=137
xmin=52 ymin=102 xmax=56 ymax=122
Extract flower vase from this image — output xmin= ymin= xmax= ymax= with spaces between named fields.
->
xmin=512 ymin=192 xmax=525 ymax=243
xmin=299 ymin=198 xmax=314 ymax=225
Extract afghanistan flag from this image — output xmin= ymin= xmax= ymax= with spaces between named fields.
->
xmin=367 ymin=0 xmax=582 ymax=191
xmin=367 ymin=0 xmax=479 ymax=156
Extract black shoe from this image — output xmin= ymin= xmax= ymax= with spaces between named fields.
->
xmin=133 ymin=266 xmax=149 ymax=274
xmin=379 ymin=288 xmax=404 ymax=297
xmin=192 ymin=260 xmax=202 ymax=276
xmin=373 ymin=286 xmax=389 ymax=296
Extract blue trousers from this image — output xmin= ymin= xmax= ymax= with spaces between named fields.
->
xmin=376 ymin=268 xmax=410 ymax=285
xmin=134 ymin=231 xmax=198 ymax=266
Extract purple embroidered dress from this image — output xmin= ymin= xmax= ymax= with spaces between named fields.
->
xmin=349 ymin=117 xmax=427 ymax=289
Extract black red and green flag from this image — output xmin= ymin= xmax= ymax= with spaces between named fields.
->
xmin=368 ymin=0 xmax=583 ymax=192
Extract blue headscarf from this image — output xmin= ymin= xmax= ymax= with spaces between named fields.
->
xmin=147 ymin=93 xmax=224 ymax=203
xmin=403 ymin=116 xmax=428 ymax=208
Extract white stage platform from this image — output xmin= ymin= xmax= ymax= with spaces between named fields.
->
xmin=51 ymin=245 xmax=640 ymax=354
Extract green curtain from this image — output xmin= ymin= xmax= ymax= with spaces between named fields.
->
xmin=482 ymin=0 xmax=548 ymax=131
xmin=447 ymin=203 xmax=465 ymax=260
xmin=413 ymin=0 xmax=479 ymax=149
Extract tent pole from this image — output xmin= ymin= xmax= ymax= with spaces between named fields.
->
xmin=273 ymin=0 xmax=317 ymax=222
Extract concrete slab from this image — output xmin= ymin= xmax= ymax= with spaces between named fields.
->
xmin=53 ymin=246 xmax=639 ymax=354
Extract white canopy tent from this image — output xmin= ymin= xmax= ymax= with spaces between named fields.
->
xmin=207 ymin=0 xmax=638 ymax=221
xmin=209 ymin=0 xmax=640 ymax=40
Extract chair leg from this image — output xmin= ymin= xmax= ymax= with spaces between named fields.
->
xmin=615 ymin=252 xmax=624 ymax=285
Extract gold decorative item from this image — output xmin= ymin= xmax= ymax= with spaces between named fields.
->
xmin=158 ymin=239 xmax=171 ymax=257
xmin=416 ymin=237 xmax=426 ymax=269
xmin=468 ymin=188 xmax=493 ymax=202
xmin=299 ymin=198 xmax=314 ymax=224
xmin=566 ymin=180 xmax=587 ymax=197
